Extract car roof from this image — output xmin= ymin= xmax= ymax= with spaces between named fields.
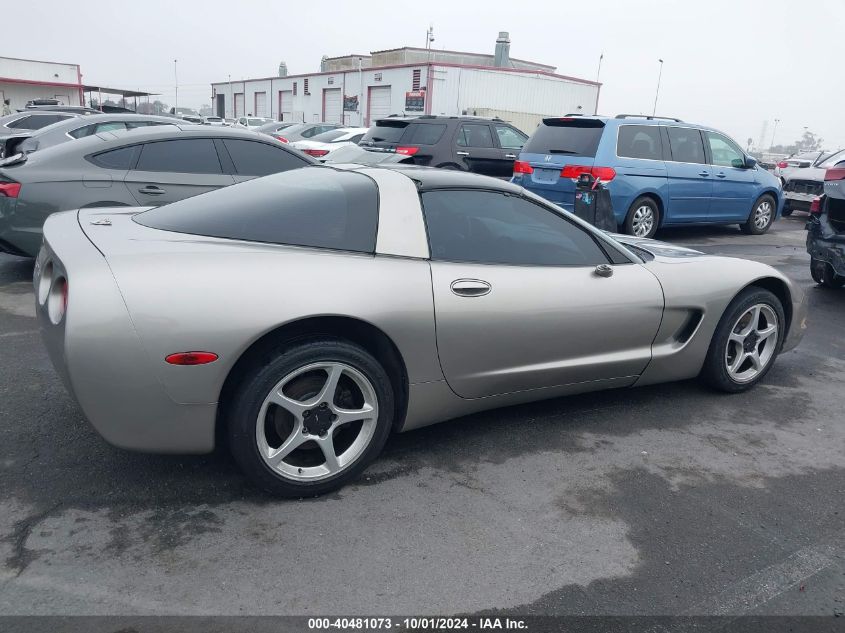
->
xmin=381 ymin=164 xmax=523 ymax=193
xmin=373 ymin=115 xmax=507 ymax=125
xmin=26 ymin=113 xmax=178 ymax=133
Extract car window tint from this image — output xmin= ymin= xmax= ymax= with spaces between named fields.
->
xmin=523 ymin=119 xmax=604 ymax=157
xmin=361 ymin=122 xmax=408 ymax=143
xmin=7 ymin=115 xmax=69 ymax=130
xmin=136 ymin=139 xmax=222 ymax=174
xmin=346 ymin=134 xmax=364 ymax=144
xmin=89 ymin=145 xmax=139 ymax=170
xmin=705 ymin=131 xmax=744 ymax=167
xmin=69 ymin=124 xmax=97 ymax=139
xmin=422 ymin=190 xmax=609 ymax=266
xmin=494 ymin=125 xmax=527 ymax=150
xmin=95 ymin=122 xmax=128 ymax=134
xmin=617 ymin=125 xmax=663 ymax=160
xmin=222 ymin=139 xmax=308 ymax=176
xmin=310 ymin=129 xmax=348 ymax=143
xmin=456 ymin=124 xmax=494 ymax=148
xmin=667 ymin=127 xmax=706 ymax=164
xmin=406 ymin=123 xmax=447 ymax=145
xmin=135 ymin=167 xmax=378 ymax=252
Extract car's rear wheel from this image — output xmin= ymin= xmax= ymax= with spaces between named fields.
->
xmin=227 ymin=338 xmax=394 ymax=497
xmin=781 ymin=205 xmax=793 ymax=217
xmin=740 ymin=195 xmax=776 ymax=235
xmin=701 ymin=288 xmax=785 ymax=392
xmin=624 ymin=196 xmax=660 ymax=238
xmin=811 ymin=257 xmax=845 ymax=288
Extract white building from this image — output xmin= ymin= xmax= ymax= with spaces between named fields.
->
xmin=0 ymin=56 xmax=83 ymax=111
xmin=211 ymin=34 xmax=600 ymax=134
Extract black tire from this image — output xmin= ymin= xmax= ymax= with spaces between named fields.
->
xmin=812 ymin=257 xmax=845 ymax=288
xmin=227 ymin=338 xmax=394 ymax=497
xmin=740 ymin=194 xmax=776 ymax=235
xmin=700 ymin=287 xmax=785 ymax=393
xmin=623 ymin=196 xmax=660 ymax=238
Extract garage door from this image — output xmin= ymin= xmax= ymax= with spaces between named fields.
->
xmin=234 ymin=93 xmax=244 ymax=117
xmin=254 ymin=92 xmax=267 ymax=117
xmin=279 ymin=90 xmax=292 ymax=121
xmin=367 ymin=86 xmax=391 ymax=126
xmin=323 ymin=88 xmax=341 ymax=124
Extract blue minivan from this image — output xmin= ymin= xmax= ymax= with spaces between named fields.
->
xmin=512 ymin=115 xmax=783 ymax=238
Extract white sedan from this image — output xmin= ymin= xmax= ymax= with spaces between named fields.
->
xmin=291 ymin=127 xmax=369 ymax=160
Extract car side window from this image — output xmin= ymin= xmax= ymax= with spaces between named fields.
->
xmin=421 ymin=190 xmax=609 ymax=267
xmin=667 ymin=127 xmax=706 ymax=164
xmin=494 ymin=125 xmax=527 ymax=150
xmin=617 ymin=125 xmax=663 ymax=160
xmin=456 ymin=124 xmax=494 ymax=148
xmin=69 ymin=124 xmax=97 ymax=139
xmin=135 ymin=139 xmax=223 ymax=174
xmin=95 ymin=122 xmax=128 ymax=134
xmin=347 ymin=134 xmax=364 ymax=144
xmin=88 ymin=145 xmax=139 ymax=170
xmin=221 ymin=139 xmax=308 ymax=176
xmin=5 ymin=116 xmax=32 ymax=129
xmin=405 ymin=123 xmax=447 ymax=145
xmin=705 ymin=131 xmax=745 ymax=168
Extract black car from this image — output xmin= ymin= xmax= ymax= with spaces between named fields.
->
xmin=806 ymin=159 xmax=845 ymax=289
xmin=358 ymin=115 xmax=528 ymax=179
xmin=0 ymin=124 xmax=315 ymax=257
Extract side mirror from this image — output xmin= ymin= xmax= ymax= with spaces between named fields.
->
xmin=742 ymin=156 xmax=757 ymax=169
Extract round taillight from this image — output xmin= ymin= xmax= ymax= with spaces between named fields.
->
xmin=38 ymin=261 xmax=53 ymax=305
xmin=47 ymin=276 xmax=67 ymax=324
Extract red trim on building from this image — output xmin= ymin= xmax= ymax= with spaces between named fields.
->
xmin=0 ymin=76 xmax=83 ymax=89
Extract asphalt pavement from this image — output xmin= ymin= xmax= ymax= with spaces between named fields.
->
xmin=0 ymin=215 xmax=843 ymax=617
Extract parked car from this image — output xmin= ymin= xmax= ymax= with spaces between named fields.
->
xmin=806 ymin=159 xmax=845 ymax=288
xmin=224 ymin=118 xmax=236 ymax=126
xmin=260 ymin=122 xmax=341 ymax=143
xmin=0 ymin=111 xmax=86 ymax=140
xmin=781 ymin=149 xmax=845 ymax=216
xmin=34 ymin=165 xmax=805 ymax=496
xmin=202 ymin=115 xmax=226 ymax=126
xmin=359 ymin=115 xmax=528 ymax=179
xmin=170 ymin=107 xmax=199 ymax=118
xmin=775 ymin=151 xmax=826 ymax=177
xmin=291 ymin=127 xmax=369 ymax=159
xmin=322 ymin=144 xmax=415 ymax=166
xmin=511 ymin=114 xmax=784 ymax=238
xmin=0 ymin=124 xmax=315 ymax=257
xmin=233 ymin=116 xmax=275 ymax=131
xmin=253 ymin=121 xmax=297 ymax=139
xmin=22 ymin=105 xmax=101 ymax=115
xmin=180 ymin=114 xmax=204 ymax=125
xmin=0 ymin=113 xmax=176 ymax=158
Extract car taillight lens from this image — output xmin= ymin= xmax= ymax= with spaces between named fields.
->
xmin=0 ymin=182 xmax=21 ymax=198
xmin=303 ymin=149 xmax=329 ymax=157
xmin=777 ymin=161 xmax=787 ymax=169
xmin=809 ymin=196 xmax=822 ymax=214
xmin=513 ymin=160 xmax=534 ymax=174
xmin=824 ymin=167 xmax=845 ymax=181
xmin=561 ymin=165 xmax=616 ymax=182
xmin=396 ymin=146 xmax=419 ymax=156
xmin=274 ymin=135 xmax=288 ymax=143
xmin=165 ymin=352 xmax=219 ymax=366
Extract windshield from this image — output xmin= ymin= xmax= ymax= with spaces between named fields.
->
xmin=248 ymin=118 xmax=267 ymax=126
xmin=310 ymin=130 xmax=349 ymax=143
xmin=361 ymin=121 xmax=409 ymax=143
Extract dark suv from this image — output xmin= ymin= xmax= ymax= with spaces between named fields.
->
xmin=806 ymin=159 xmax=845 ymax=289
xmin=358 ymin=115 xmax=528 ymax=178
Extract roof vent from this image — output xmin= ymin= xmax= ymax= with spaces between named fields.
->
xmin=494 ymin=32 xmax=511 ymax=67
xmin=278 ymin=61 xmax=288 ymax=77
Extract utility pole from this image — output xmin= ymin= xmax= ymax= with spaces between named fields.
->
xmin=174 ymin=59 xmax=179 ymax=111
xmin=594 ymin=53 xmax=603 ymax=114
xmin=652 ymin=58 xmax=663 ymax=117
xmin=770 ymin=118 xmax=780 ymax=150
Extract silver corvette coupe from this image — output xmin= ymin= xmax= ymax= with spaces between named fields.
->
xmin=35 ymin=166 xmax=807 ymax=496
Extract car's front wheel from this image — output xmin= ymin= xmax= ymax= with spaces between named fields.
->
xmin=740 ymin=195 xmax=776 ymax=235
xmin=227 ymin=338 xmax=394 ymax=497
xmin=701 ymin=288 xmax=785 ymax=392
xmin=811 ymin=257 xmax=845 ymax=289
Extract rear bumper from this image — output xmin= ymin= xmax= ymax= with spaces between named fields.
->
xmin=36 ymin=211 xmax=217 ymax=454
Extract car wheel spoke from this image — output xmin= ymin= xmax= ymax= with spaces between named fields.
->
xmin=266 ymin=424 xmax=308 ymax=467
xmin=332 ymin=402 xmax=376 ymax=427
xmin=316 ymin=363 xmax=344 ymax=405
xmin=317 ymin=436 xmax=340 ymax=473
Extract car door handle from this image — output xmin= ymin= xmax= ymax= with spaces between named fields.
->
xmin=138 ymin=186 xmax=166 ymax=195
xmin=715 ymin=172 xmax=726 ymax=178
xmin=456 ymin=151 xmax=470 ymax=156
xmin=698 ymin=171 xmax=710 ymax=177
xmin=504 ymin=154 xmax=516 ymax=159
xmin=450 ymin=279 xmax=491 ymax=297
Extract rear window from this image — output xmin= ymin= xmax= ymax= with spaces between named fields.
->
xmin=617 ymin=125 xmax=663 ymax=160
xmin=404 ymin=123 xmax=447 ymax=145
xmin=310 ymin=129 xmax=348 ymax=143
xmin=523 ymin=118 xmax=604 ymax=157
xmin=134 ymin=167 xmax=379 ymax=252
xmin=361 ymin=121 xmax=409 ymax=143
xmin=221 ymin=139 xmax=308 ymax=176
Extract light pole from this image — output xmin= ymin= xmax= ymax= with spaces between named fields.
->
xmin=228 ymin=74 xmax=232 ymax=119
xmin=594 ymin=53 xmax=604 ymax=114
xmin=770 ymin=118 xmax=780 ymax=150
xmin=174 ymin=59 xmax=179 ymax=112
xmin=652 ymin=58 xmax=663 ymax=117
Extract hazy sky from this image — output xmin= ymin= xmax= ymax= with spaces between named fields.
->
xmin=6 ymin=0 xmax=844 ymax=150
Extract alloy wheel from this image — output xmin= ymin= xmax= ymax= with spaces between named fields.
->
xmin=632 ymin=205 xmax=655 ymax=237
xmin=753 ymin=200 xmax=773 ymax=230
xmin=724 ymin=304 xmax=779 ymax=383
xmin=255 ymin=361 xmax=379 ymax=482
